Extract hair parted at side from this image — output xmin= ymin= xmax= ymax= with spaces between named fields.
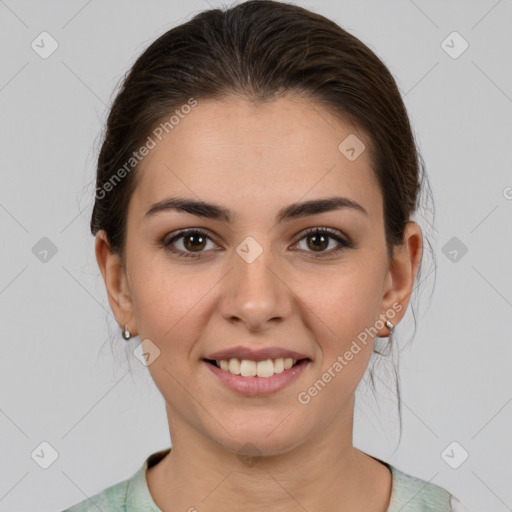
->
xmin=90 ymin=0 xmax=437 ymax=445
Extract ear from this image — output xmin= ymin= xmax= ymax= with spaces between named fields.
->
xmin=95 ymin=230 xmax=137 ymax=337
xmin=379 ymin=221 xmax=423 ymax=330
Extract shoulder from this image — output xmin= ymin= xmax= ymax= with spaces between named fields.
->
xmin=388 ymin=464 xmax=451 ymax=511
xmin=387 ymin=465 xmax=474 ymax=512
xmin=61 ymin=449 xmax=169 ymax=512
xmin=61 ymin=477 xmax=130 ymax=512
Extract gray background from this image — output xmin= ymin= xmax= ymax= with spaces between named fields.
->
xmin=1 ymin=1 xmax=511 ymax=511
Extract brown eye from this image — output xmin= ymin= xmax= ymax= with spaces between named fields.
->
xmin=182 ymin=232 xmax=207 ymax=252
xmin=294 ymin=227 xmax=353 ymax=257
xmin=306 ymin=232 xmax=329 ymax=252
xmin=162 ymin=229 xmax=216 ymax=258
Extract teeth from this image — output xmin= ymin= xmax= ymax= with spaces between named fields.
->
xmin=274 ymin=357 xmax=284 ymax=373
xmin=228 ymin=358 xmax=241 ymax=375
xmin=214 ymin=357 xmax=299 ymax=377
xmin=240 ymin=359 xmax=256 ymax=377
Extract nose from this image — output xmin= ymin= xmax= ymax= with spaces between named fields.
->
xmin=219 ymin=241 xmax=293 ymax=332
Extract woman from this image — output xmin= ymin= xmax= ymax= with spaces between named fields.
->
xmin=63 ymin=1 xmax=472 ymax=510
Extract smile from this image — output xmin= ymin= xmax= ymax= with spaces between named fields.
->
xmin=207 ymin=357 xmax=300 ymax=377
xmin=203 ymin=358 xmax=311 ymax=396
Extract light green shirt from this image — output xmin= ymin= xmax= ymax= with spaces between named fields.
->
xmin=62 ymin=448 xmax=471 ymax=511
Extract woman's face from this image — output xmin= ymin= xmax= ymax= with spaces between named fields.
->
xmin=98 ymin=94 xmax=421 ymax=456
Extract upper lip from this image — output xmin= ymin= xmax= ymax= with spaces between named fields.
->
xmin=204 ymin=346 xmax=310 ymax=362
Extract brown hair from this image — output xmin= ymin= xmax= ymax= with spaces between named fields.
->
xmin=90 ymin=0 xmax=436 ymax=443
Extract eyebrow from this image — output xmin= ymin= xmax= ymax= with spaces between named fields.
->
xmin=144 ymin=195 xmax=368 ymax=223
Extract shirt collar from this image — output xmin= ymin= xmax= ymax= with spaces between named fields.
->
xmin=126 ymin=449 xmax=400 ymax=511
xmin=126 ymin=448 xmax=170 ymax=511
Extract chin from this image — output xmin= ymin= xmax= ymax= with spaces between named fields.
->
xmin=211 ymin=422 xmax=307 ymax=460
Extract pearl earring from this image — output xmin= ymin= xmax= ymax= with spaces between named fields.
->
xmin=122 ymin=326 xmax=131 ymax=340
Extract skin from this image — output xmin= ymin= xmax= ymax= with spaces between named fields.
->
xmin=96 ymin=93 xmax=422 ymax=512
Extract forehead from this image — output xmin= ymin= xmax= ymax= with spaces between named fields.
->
xmin=131 ymin=94 xmax=382 ymax=223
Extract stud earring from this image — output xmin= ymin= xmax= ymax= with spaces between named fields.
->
xmin=122 ymin=326 xmax=131 ymax=340
xmin=385 ymin=320 xmax=394 ymax=333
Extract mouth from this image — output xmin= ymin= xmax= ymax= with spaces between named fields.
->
xmin=202 ymin=357 xmax=311 ymax=378
xmin=202 ymin=356 xmax=311 ymax=396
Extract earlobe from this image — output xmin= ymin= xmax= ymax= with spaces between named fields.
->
xmin=95 ymin=231 xmax=136 ymax=336
xmin=380 ymin=221 xmax=423 ymax=328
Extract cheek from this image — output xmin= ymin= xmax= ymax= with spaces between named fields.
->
xmin=302 ymin=266 xmax=382 ymax=336
xmin=299 ymin=266 xmax=383 ymax=377
xmin=129 ymin=258 xmax=218 ymax=349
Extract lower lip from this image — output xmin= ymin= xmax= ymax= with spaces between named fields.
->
xmin=203 ymin=359 xmax=310 ymax=396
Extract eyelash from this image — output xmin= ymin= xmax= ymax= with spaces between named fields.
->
xmin=161 ymin=227 xmax=354 ymax=259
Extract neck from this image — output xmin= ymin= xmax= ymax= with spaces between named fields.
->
xmin=147 ymin=400 xmax=392 ymax=512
